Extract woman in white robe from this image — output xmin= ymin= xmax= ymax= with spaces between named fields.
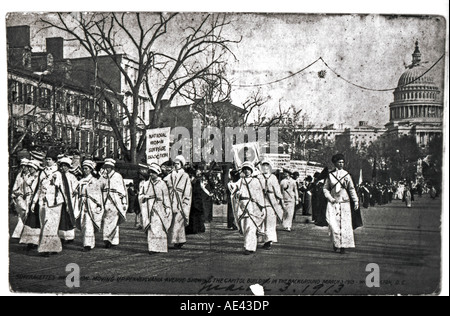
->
xmin=323 ymin=154 xmax=359 ymax=254
xmin=234 ymin=162 xmax=266 ymax=255
xmin=75 ymin=160 xmax=103 ymax=251
xmin=38 ymin=156 xmax=78 ymax=256
xmin=280 ymin=170 xmax=299 ymax=232
xmin=257 ymin=160 xmax=283 ymax=250
xmin=164 ymin=155 xmax=192 ymax=249
xmin=404 ymin=186 xmax=412 ymax=208
xmin=139 ymin=163 xmax=173 ymax=254
xmin=11 ymin=159 xmax=30 ymax=239
xmin=99 ymin=158 xmax=128 ymax=248
xmin=20 ymin=156 xmax=58 ymax=250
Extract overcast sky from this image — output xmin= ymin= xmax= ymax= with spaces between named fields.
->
xmin=6 ymin=12 xmax=447 ymax=128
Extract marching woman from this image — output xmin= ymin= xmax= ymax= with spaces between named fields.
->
xmin=404 ymin=185 xmax=413 ymax=208
xmin=280 ymin=169 xmax=299 ymax=232
xmin=323 ymin=153 xmax=359 ymax=254
xmin=37 ymin=154 xmax=75 ymax=256
xmin=99 ymin=158 xmax=128 ymax=248
xmin=19 ymin=152 xmax=50 ymax=251
xmin=233 ymin=162 xmax=266 ymax=255
xmin=11 ymin=158 xmax=30 ymax=239
xmin=57 ymin=157 xmax=79 ymax=245
xmin=258 ymin=160 xmax=283 ymax=250
xmin=139 ymin=163 xmax=173 ymax=254
xmin=164 ymin=155 xmax=192 ymax=249
xmin=75 ymin=160 xmax=103 ymax=251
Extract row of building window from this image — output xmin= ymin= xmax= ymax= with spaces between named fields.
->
xmin=8 ymin=79 xmax=125 ymax=122
xmin=16 ymin=118 xmax=121 ymax=158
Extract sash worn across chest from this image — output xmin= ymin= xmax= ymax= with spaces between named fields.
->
xmin=146 ymin=180 xmax=170 ymax=234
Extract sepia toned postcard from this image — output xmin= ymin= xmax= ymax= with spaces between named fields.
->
xmin=5 ymin=9 xmax=447 ymax=297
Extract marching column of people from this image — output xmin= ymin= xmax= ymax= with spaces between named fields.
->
xmin=12 ymin=149 xmax=437 ymax=257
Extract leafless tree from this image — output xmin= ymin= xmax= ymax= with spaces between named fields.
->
xmin=40 ymin=12 xmax=241 ymax=163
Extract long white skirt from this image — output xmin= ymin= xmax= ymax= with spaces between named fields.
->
xmin=81 ymin=212 xmax=96 ymax=248
xmin=326 ymin=202 xmax=355 ymax=249
xmin=12 ymin=218 xmax=24 ymax=239
xmin=38 ymin=205 xmax=63 ymax=253
xmin=282 ymin=200 xmax=295 ymax=230
xmin=242 ymin=216 xmax=258 ymax=252
xmin=262 ymin=207 xmax=278 ymax=243
xmin=146 ymin=217 xmax=168 ymax=253
xmin=102 ymin=202 xmax=120 ymax=245
xmin=168 ymin=212 xmax=186 ymax=245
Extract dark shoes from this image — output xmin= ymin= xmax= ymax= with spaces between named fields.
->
xmin=26 ymin=244 xmax=37 ymax=251
xmin=104 ymin=241 xmax=112 ymax=249
xmin=244 ymin=250 xmax=255 ymax=255
xmin=263 ymin=242 xmax=272 ymax=250
xmin=333 ymin=246 xmax=346 ymax=254
xmin=174 ymin=243 xmax=185 ymax=249
xmin=83 ymin=246 xmax=92 ymax=252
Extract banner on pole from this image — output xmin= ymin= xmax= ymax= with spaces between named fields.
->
xmin=146 ymin=127 xmax=171 ymax=165
xmin=232 ymin=142 xmax=260 ymax=169
xmin=260 ymin=153 xmax=291 ymax=170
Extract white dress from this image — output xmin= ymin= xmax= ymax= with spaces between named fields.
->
xmin=99 ymin=171 xmax=128 ymax=245
xmin=323 ymin=169 xmax=359 ymax=249
xmin=139 ymin=178 xmax=173 ymax=253
xmin=164 ymin=169 xmax=192 ymax=245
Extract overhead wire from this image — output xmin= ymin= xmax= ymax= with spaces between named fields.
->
xmin=233 ymin=54 xmax=445 ymax=91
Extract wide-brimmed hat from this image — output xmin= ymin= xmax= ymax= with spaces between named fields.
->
xmin=174 ymin=155 xmax=186 ymax=166
xmin=138 ymin=163 xmax=149 ymax=170
xmin=30 ymin=151 xmax=45 ymax=162
xmin=20 ymin=158 xmax=30 ymax=166
xmin=82 ymin=159 xmax=96 ymax=170
xmin=148 ymin=163 xmax=162 ymax=175
xmin=241 ymin=161 xmax=255 ymax=173
xmin=59 ymin=157 xmax=73 ymax=167
xmin=103 ymin=158 xmax=116 ymax=168
xmin=27 ymin=159 xmax=41 ymax=170
xmin=260 ymin=159 xmax=273 ymax=169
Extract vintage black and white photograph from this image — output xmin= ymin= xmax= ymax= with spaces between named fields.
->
xmin=4 ymin=5 xmax=448 ymax=296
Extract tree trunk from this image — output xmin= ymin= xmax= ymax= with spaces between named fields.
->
xmin=129 ymin=123 xmax=137 ymax=164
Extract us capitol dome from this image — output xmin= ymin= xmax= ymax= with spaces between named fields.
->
xmin=385 ymin=41 xmax=443 ymax=147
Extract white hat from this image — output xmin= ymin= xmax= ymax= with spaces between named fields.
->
xmin=138 ymin=163 xmax=149 ymax=170
xmin=20 ymin=158 xmax=30 ymax=166
xmin=59 ymin=157 xmax=73 ymax=167
xmin=27 ymin=159 xmax=41 ymax=170
xmin=260 ymin=159 xmax=273 ymax=169
xmin=82 ymin=159 xmax=96 ymax=170
xmin=148 ymin=163 xmax=162 ymax=175
xmin=174 ymin=155 xmax=186 ymax=166
xmin=30 ymin=151 xmax=45 ymax=162
xmin=241 ymin=161 xmax=255 ymax=173
xmin=104 ymin=158 xmax=116 ymax=168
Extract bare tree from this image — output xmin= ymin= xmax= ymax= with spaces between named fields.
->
xmin=40 ymin=12 xmax=241 ymax=163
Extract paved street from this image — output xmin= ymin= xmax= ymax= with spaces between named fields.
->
xmin=9 ymin=195 xmax=441 ymax=295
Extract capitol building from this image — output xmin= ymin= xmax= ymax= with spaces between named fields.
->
xmin=384 ymin=41 xmax=443 ymax=147
xmin=296 ymin=41 xmax=443 ymax=155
